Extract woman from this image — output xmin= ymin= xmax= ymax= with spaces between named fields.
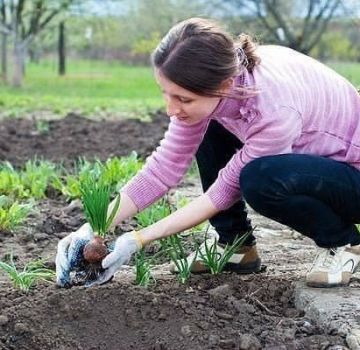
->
xmin=56 ymin=17 xmax=360 ymax=289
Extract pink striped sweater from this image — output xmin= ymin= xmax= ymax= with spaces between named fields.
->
xmin=123 ymin=45 xmax=360 ymax=211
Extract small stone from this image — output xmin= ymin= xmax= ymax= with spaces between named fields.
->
xmin=198 ymin=321 xmax=209 ymax=330
xmin=181 ymin=325 xmax=192 ymax=337
xmin=158 ymin=313 xmax=166 ymax=321
xmin=208 ymin=334 xmax=220 ymax=347
xmin=14 ymin=322 xmax=29 ymax=334
xmin=219 ymin=339 xmax=236 ymax=349
xmin=215 ymin=311 xmax=233 ymax=320
xmin=0 ymin=315 xmax=9 ymax=326
xmin=26 ymin=243 xmax=37 ymax=252
xmin=208 ymin=284 xmax=233 ymax=297
xmin=33 ymin=233 xmax=49 ymax=242
xmin=239 ymin=333 xmax=261 ymax=350
xmin=56 ymin=231 xmax=69 ymax=239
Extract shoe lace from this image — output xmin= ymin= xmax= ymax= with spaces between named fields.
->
xmin=312 ymin=247 xmax=343 ymax=271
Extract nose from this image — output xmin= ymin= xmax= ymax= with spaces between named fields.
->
xmin=165 ymin=96 xmax=181 ymax=117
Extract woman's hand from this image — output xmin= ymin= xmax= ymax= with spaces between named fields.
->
xmin=55 ymin=223 xmax=94 ymax=287
xmin=86 ymin=231 xmax=143 ymax=287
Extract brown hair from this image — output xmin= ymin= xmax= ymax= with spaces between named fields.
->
xmin=151 ymin=17 xmax=260 ymax=98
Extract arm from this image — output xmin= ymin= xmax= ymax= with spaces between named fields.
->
xmin=108 ymin=192 xmax=138 ymax=230
xmin=139 ymin=193 xmax=219 ymax=245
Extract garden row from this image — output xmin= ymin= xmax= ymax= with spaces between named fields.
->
xmin=0 ymin=153 xmax=246 ymax=294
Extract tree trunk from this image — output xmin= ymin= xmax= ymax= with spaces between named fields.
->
xmin=1 ymin=33 xmax=7 ymax=83
xmin=58 ymin=21 xmax=66 ymax=76
xmin=12 ymin=40 xmax=25 ymax=87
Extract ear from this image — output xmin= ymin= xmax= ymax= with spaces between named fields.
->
xmin=218 ymin=77 xmax=234 ymax=94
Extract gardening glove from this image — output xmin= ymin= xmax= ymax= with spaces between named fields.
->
xmin=86 ymin=231 xmax=143 ymax=287
xmin=55 ymin=223 xmax=94 ymax=288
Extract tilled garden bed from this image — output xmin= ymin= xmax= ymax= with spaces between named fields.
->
xmin=0 ymin=113 xmax=349 ymax=349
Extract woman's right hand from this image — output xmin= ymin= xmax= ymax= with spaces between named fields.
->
xmin=55 ymin=223 xmax=94 ymax=288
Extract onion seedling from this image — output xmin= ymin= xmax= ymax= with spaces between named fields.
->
xmin=134 ymin=249 xmax=153 ymax=287
xmin=134 ymin=248 xmax=166 ymax=287
xmin=0 ymin=255 xmax=55 ymax=292
xmin=197 ymin=233 xmax=250 ymax=275
xmin=160 ymin=234 xmax=195 ymax=284
xmin=80 ymin=176 xmax=120 ymax=265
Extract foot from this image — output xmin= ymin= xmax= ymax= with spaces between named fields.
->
xmin=170 ymin=237 xmax=261 ymax=274
xmin=306 ymin=245 xmax=360 ymax=288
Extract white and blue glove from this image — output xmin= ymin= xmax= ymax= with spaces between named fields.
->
xmin=85 ymin=231 xmax=143 ymax=287
xmin=56 ymin=227 xmax=143 ymax=288
xmin=55 ymin=223 xmax=94 ymax=287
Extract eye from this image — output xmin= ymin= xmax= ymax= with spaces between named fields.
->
xmin=178 ymin=97 xmax=192 ymax=103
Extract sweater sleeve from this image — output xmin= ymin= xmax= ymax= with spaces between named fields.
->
xmin=206 ymin=106 xmax=302 ymax=210
xmin=122 ymin=117 xmax=210 ymax=211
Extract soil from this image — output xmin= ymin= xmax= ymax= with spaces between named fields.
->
xmin=0 ymin=112 xmax=169 ymax=167
xmin=0 ymin=113 xmax=351 ymax=349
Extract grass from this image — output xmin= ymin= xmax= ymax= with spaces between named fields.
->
xmin=0 ymin=59 xmax=163 ymax=119
xmin=1 ymin=59 xmax=358 ymax=120
xmin=328 ymin=62 xmax=360 ymax=88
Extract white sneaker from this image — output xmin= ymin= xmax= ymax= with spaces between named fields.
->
xmin=306 ymin=245 xmax=360 ymax=288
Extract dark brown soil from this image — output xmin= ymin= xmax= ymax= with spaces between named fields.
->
xmin=0 ymin=113 xmax=348 ymax=349
xmin=0 ymin=112 xmax=168 ymax=167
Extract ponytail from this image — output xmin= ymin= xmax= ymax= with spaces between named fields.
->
xmin=236 ymin=34 xmax=261 ymax=72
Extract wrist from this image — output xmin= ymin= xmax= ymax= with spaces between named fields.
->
xmin=132 ymin=230 xmax=144 ymax=249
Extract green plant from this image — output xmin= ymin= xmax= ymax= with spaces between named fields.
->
xmin=197 ymin=233 xmax=250 ymax=275
xmin=0 ymin=162 xmax=26 ymax=198
xmin=0 ymin=256 xmax=55 ymax=292
xmin=0 ymin=160 xmax=58 ymax=199
xmin=52 ymin=154 xmax=143 ymax=200
xmin=21 ymin=160 xmax=58 ymax=199
xmin=0 ymin=196 xmax=32 ymax=231
xmin=80 ymin=175 xmax=120 ymax=264
xmin=80 ymin=176 xmax=120 ymax=238
xmin=134 ymin=249 xmax=153 ymax=287
xmin=99 ymin=152 xmax=143 ymax=191
xmin=135 ymin=197 xmax=172 ymax=228
xmin=52 ymin=158 xmax=102 ymax=199
xmin=35 ymin=119 xmax=50 ymax=134
xmin=160 ymin=234 xmax=194 ymax=284
xmin=134 ymin=247 xmax=166 ymax=287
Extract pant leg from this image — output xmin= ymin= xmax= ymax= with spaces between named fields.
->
xmin=196 ymin=119 xmax=254 ymax=245
xmin=240 ymin=154 xmax=360 ymax=248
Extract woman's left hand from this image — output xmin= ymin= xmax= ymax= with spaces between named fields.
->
xmin=86 ymin=231 xmax=143 ymax=287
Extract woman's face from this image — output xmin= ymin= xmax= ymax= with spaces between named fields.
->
xmin=155 ymin=69 xmax=228 ymax=124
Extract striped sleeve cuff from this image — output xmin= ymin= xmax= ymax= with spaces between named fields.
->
xmin=206 ymin=178 xmax=241 ymax=211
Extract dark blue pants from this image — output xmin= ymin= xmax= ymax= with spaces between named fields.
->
xmin=196 ymin=120 xmax=254 ymax=245
xmin=197 ymin=120 xmax=360 ymax=248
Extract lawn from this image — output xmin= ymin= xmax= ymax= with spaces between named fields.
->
xmin=328 ymin=61 xmax=360 ymax=87
xmin=0 ymin=60 xmax=163 ymax=119
xmin=0 ymin=59 xmax=359 ymax=119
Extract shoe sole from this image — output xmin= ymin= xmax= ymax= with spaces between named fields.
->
xmin=223 ymin=260 xmax=264 ymax=274
xmin=306 ymin=282 xmax=348 ymax=288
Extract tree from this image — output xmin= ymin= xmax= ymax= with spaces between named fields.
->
xmin=58 ymin=21 xmax=66 ymax=75
xmin=221 ymin=0 xmax=347 ymax=54
xmin=0 ymin=0 xmax=74 ymax=87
